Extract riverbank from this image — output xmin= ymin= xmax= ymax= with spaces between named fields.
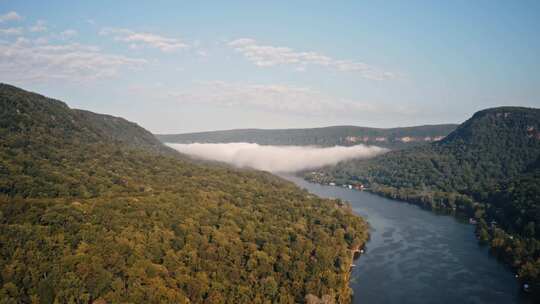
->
xmin=285 ymin=175 xmax=527 ymax=303
xmin=332 ymin=198 xmax=370 ymax=304
xmin=302 ymin=173 xmax=538 ymax=301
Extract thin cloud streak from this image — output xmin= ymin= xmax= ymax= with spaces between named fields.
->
xmin=59 ymin=29 xmax=78 ymax=40
xmin=163 ymin=81 xmax=411 ymax=118
xmin=0 ymin=11 xmax=22 ymax=23
xmin=228 ymin=38 xmax=396 ymax=80
xmin=0 ymin=37 xmax=146 ymax=83
xmin=0 ymin=27 xmax=23 ymax=35
xmin=29 ymin=20 xmax=47 ymax=33
xmin=100 ymin=27 xmax=189 ymax=52
xmin=168 ymin=142 xmax=387 ymax=173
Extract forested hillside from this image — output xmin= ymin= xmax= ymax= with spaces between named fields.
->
xmin=317 ymin=108 xmax=540 ymax=194
xmin=74 ymin=109 xmax=177 ymax=156
xmin=306 ymin=106 xmax=540 ymax=297
xmin=0 ymin=84 xmax=368 ymax=303
xmin=157 ymin=124 xmax=457 ymax=150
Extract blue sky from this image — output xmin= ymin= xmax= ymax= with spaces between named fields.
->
xmin=0 ymin=1 xmax=539 ymax=133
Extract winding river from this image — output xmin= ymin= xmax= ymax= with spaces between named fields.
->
xmin=283 ymin=175 xmax=530 ymax=304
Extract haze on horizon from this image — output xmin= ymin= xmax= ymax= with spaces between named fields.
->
xmin=0 ymin=1 xmax=539 ymax=133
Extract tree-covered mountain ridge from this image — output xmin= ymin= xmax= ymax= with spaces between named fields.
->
xmin=311 ymin=106 xmax=540 ymax=193
xmin=0 ymin=83 xmax=368 ymax=303
xmin=1 ymin=83 xmax=175 ymax=156
xmin=306 ymin=106 xmax=540 ymax=298
xmin=157 ymin=124 xmax=458 ymax=150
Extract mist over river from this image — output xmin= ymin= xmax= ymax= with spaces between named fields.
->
xmin=283 ymin=175 xmax=531 ymax=304
xmin=167 ymin=143 xmax=387 ymax=173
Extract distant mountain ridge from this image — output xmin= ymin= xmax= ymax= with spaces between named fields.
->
xmin=157 ymin=124 xmax=458 ymax=149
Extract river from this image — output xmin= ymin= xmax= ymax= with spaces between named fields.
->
xmin=282 ymin=175 xmax=529 ymax=304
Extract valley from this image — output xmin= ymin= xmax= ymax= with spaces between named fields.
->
xmin=165 ymin=106 xmax=540 ymax=302
xmin=1 ymin=84 xmax=538 ymax=303
xmin=1 ymin=2 xmax=538 ymax=303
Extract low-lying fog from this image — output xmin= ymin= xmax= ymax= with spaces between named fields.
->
xmin=167 ymin=142 xmax=387 ymax=173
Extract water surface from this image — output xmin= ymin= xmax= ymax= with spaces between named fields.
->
xmin=283 ymin=175 xmax=528 ymax=304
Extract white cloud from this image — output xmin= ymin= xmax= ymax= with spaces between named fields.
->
xmin=59 ymin=29 xmax=78 ymax=39
xmin=0 ymin=11 xmax=22 ymax=23
xmin=29 ymin=20 xmax=47 ymax=32
xmin=197 ymin=49 xmax=208 ymax=57
xmin=100 ymin=27 xmax=189 ymax=52
xmin=0 ymin=37 xmax=146 ymax=83
xmin=0 ymin=27 xmax=23 ymax=35
xmin=166 ymin=81 xmax=385 ymax=117
xmin=228 ymin=38 xmax=395 ymax=80
xmin=167 ymin=143 xmax=387 ymax=173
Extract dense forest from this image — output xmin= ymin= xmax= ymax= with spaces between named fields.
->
xmin=306 ymin=107 xmax=540 ymax=297
xmin=0 ymin=84 xmax=369 ymax=303
xmin=157 ymin=124 xmax=457 ymax=150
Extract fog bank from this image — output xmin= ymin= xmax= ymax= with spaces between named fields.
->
xmin=167 ymin=142 xmax=387 ymax=173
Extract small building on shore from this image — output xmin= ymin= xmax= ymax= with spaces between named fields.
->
xmin=353 ymin=183 xmax=365 ymax=191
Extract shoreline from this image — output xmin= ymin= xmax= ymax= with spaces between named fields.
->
xmin=303 ymin=176 xmax=536 ymax=301
xmin=344 ymin=242 xmax=367 ymax=303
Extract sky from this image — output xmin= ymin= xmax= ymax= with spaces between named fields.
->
xmin=0 ymin=1 xmax=539 ymax=133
